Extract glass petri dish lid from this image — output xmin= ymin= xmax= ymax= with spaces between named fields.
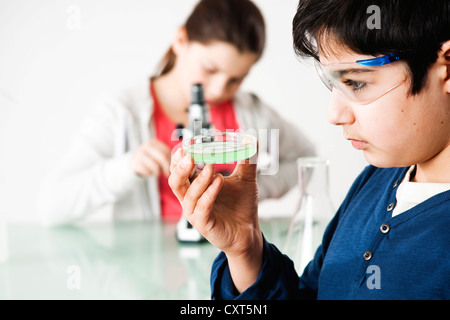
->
xmin=183 ymin=131 xmax=257 ymax=164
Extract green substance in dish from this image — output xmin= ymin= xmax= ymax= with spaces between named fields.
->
xmin=184 ymin=141 xmax=257 ymax=164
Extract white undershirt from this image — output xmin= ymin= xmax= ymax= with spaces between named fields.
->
xmin=392 ymin=166 xmax=450 ymax=217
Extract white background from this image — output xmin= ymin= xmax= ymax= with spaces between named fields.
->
xmin=0 ymin=0 xmax=368 ymax=223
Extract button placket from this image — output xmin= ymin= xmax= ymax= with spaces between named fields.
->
xmin=363 ymin=250 xmax=373 ymax=261
xmin=387 ymin=202 xmax=396 ymax=212
xmin=358 ymin=176 xmax=400 ymax=280
xmin=380 ymin=223 xmax=390 ymax=234
xmin=393 ymin=180 xmax=399 ymax=189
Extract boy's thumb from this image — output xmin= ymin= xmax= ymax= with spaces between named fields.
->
xmin=233 ymin=141 xmax=258 ymax=181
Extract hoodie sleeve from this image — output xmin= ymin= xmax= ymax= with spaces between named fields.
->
xmin=37 ymin=91 xmax=145 ymax=226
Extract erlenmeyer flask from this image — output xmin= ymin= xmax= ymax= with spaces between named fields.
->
xmin=284 ymin=157 xmax=334 ymax=274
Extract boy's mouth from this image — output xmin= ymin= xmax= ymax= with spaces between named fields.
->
xmin=349 ymin=139 xmax=368 ymax=150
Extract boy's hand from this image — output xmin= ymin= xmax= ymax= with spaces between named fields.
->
xmin=168 ymin=148 xmax=263 ymax=292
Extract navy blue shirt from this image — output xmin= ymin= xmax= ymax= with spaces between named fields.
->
xmin=211 ymin=166 xmax=450 ymax=299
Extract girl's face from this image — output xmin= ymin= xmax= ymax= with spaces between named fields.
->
xmin=321 ymin=49 xmax=450 ymax=170
xmin=173 ymin=37 xmax=259 ymax=105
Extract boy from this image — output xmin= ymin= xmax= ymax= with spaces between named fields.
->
xmin=169 ymin=0 xmax=450 ymax=299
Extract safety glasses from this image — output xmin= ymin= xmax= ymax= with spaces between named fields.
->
xmin=314 ymin=53 xmax=412 ymax=105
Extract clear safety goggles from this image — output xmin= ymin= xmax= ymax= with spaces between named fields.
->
xmin=314 ymin=53 xmax=411 ymax=105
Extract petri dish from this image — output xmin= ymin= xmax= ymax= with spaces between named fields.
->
xmin=183 ymin=132 xmax=257 ymax=164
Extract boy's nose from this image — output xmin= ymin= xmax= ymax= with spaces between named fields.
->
xmin=327 ymin=91 xmax=356 ymax=126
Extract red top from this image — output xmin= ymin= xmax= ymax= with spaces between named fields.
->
xmin=151 ymin=82 xmax=239 ymax=222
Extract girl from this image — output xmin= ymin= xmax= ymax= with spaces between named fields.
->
xmin=38 ymin=0 xmax=314 ymax=225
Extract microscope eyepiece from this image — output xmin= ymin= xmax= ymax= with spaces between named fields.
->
xmin=191 ymin=83 xmax=205 ymax=105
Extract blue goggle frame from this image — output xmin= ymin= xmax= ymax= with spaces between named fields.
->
xmin=356 ymin=52 xmax=416 ymax=67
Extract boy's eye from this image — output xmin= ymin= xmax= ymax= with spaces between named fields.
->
xmin=343 ymin=79 xmax=366 ymax=91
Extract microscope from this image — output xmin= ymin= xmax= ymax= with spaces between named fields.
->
xmin=176 ymin=83 xmax=211 ymax=243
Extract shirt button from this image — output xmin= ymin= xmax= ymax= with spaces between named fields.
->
xmin=387 ymin=202 xmax=396 ymax=211
xmin=363 ymin=250 xmax=373 ymax=261
xmin=393 ymin=180 xmax=399 ymax=188
xmin=380 ymin=223 xmax=391 ymax=234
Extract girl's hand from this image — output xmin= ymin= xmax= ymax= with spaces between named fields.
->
xmin=131 ymin=139 xmax=171 ymax=177
xmin=168 ymin=148 xmax=263 ymax=292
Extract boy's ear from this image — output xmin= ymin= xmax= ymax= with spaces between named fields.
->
xmin=439 ymin=40 xmax=450 ymax=93
xmin=172 ymin=26 xmax=189 ymax=56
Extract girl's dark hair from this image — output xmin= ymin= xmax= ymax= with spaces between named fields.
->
xmin=155 ymin=0 xmax=265 ymax=77
xmin=292 ymin=0 xmax=450 ymax=94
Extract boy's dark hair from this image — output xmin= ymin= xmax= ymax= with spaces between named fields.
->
xmin=292 ymin=0 xmax=450 ymax=94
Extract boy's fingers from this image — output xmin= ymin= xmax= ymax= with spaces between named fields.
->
xmin=232 ymin=150 xmax=258 ymax=182
xmin=168 ymin=155 xmax=195 ymax=201
xmin=182 ymin=164 xmax=215 ymax=216
xmin=193 ymin=174 xmax=224 ymax=227
xmin=170 ymin=148 xmax=185 ymax=173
